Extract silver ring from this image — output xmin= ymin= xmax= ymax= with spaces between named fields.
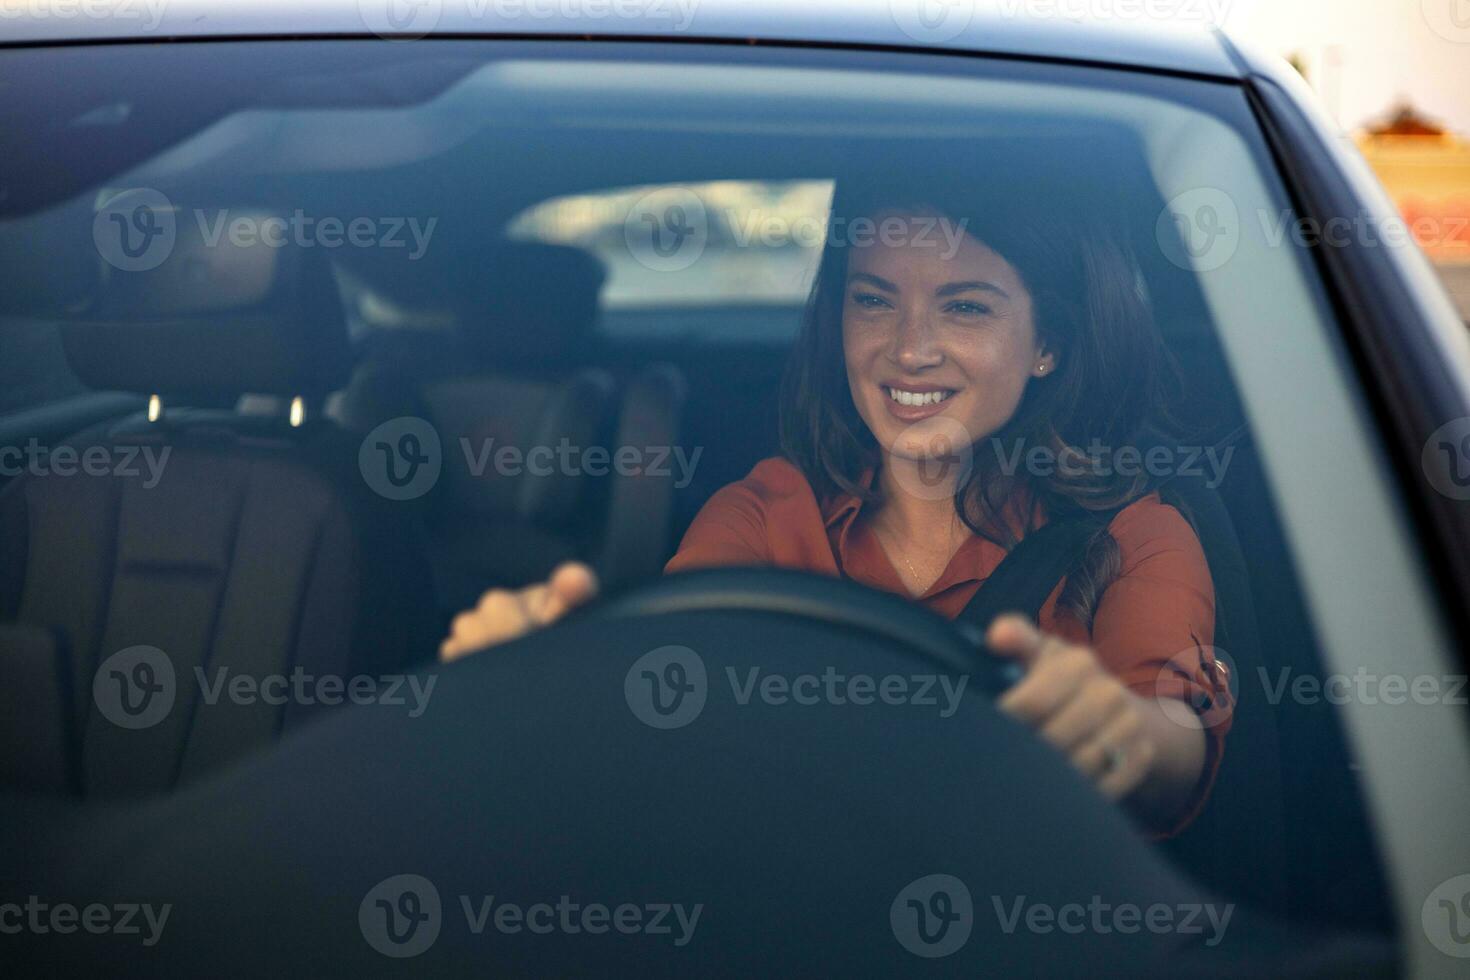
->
xmin=1102 ymin=744 xmax=1126 ymax=775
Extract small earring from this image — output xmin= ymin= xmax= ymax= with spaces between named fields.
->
xmin=1037 ymin=363 xmax=1047 ymax=374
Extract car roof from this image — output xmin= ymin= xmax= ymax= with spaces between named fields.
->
xmin=1 ymin=0 xmax=1242 ymax=78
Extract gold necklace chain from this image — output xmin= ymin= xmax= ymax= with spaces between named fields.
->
xmin=882 ymin=513 xmax=960 ymax=594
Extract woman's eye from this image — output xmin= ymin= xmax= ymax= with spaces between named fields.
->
xmin=945 ymin=300 xmax=992 ymax=317
xmin=851 ymin=292 xmax=891 ymax=310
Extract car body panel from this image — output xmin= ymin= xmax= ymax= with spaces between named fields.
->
xmin=0 ymin=0 xmax=1240 ymax=78
xmin=1210 ymin=34 xmax=1470 ymax=980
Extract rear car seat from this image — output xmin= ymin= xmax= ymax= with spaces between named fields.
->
xmin=336 ymin=242 xmax=685 ymax=611
xmin=0 ymin=217 xmax=439 ymax=798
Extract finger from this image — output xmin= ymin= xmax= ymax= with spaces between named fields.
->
xmin=986 ymin=614 xmax=1045 ymax=664
xmin=1074 ymin=711 xmax=1149 ymax=798
xmin=440 ymin=608 xmax=493 ymax=659
xmin=540 ymin=561 xmax=600 ymax=622
xmin=1096 ymin=728 xmax=1156 ymax=801
xmin=1037 ymin=677 xmax=1130 ymax=754
xmin=520 ymin=584 xmax=551 ymax=624
xmin=443 ymin=589 xmax=529 ymax=660
xmin=439 ymin=612 xmax=479 ymax=661
xmin=997 ymin=641 xmax=1092 ymax=725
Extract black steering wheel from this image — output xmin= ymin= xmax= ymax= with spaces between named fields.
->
xmin=4 ymin=567 xmax=1367 ymax=977
xmin=580 ymin=566 xmax=1023 ymax=697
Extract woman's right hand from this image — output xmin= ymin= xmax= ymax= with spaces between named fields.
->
xmin=439 ymin=561 xmax=599 ymax=662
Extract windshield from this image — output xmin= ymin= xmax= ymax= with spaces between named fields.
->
xmin=0 ymin=38 xmax=1407 ymax=962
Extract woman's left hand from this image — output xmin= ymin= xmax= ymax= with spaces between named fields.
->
xmin=988 ymin=614 xmax=1158 ymax=801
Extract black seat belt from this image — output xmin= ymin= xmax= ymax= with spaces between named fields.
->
xmin=957 ymin=425 xmax=1249 ymax=639
xmin=957 ymin=512 xmax=1114 ymax=637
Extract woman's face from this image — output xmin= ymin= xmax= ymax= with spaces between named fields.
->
xmin=841 ymin=211 xmax=1055 ymax=465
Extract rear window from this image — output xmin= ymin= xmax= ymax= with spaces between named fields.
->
xmin=508 ymin=179 xmax=833 ymax=312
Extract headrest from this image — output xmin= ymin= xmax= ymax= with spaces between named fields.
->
xmin=342 ymin=240 xmax=606 ymax=370
xmin=60 ymin=196 xmax=352 ymax=399
xmin=453 ymin=243 xmax=606 ymax=368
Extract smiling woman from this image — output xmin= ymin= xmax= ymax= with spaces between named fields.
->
xmin=445 ymin=178 xmax=1231 ymax=837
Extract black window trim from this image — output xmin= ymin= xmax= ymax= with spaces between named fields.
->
xmin=1239 ymin=70 xmax=1470 ymax=669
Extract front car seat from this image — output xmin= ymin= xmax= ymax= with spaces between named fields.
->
xmin=336 ymin=242 xmax=623 ymax=612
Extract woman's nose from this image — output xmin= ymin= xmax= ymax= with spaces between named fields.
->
xmin=891 ymin=312 xmax=943 ymax=370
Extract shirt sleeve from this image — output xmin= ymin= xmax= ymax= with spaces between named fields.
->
xmin=664 ymin=479 xmax=772 ymax=573
xmin=664 ymin=457 xmax=843 ymax=576
xmin=1089 ymin=497 xmax=1233 ymax=838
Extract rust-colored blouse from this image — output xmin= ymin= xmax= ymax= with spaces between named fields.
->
xmin=665 ymin=456 xmax=1232 ymax=835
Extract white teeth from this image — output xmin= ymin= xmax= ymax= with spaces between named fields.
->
xmin=886 ymin=387 xmax=953 ymax=407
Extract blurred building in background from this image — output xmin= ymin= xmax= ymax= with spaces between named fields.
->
xmin=1355 ymin=102 xmax=1470 ymax=320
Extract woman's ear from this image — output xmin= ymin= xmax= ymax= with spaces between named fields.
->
xmin=1032 ymin=349 xmax=1057 ymax=378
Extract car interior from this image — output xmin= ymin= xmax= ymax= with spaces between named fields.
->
xmin=0 ymin=39 xmax=1404 ymax=966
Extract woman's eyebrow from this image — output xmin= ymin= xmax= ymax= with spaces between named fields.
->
xmin=937 ymin=280 xmax=1010 ymax=300
xmin=849 ymin=272 xmax=898 ymax=293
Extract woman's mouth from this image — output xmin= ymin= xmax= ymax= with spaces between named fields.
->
xmin=882 ymin=385 xmax=956 ymax=421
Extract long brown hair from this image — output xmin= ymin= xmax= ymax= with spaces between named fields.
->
xmin=779 ymin=181 xmax=1180 ymax=628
